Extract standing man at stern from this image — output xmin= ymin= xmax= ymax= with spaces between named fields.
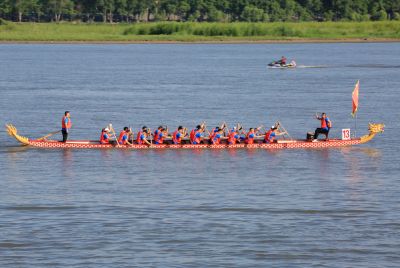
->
xmin=61 ymin=111 xmax=71 ymax=143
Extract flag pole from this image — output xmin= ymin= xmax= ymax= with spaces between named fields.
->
xmin=354 ymin=113 xmax=357 ymax=138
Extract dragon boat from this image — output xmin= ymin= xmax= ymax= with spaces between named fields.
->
xmin=6 ymin=123 xmax=384 ymax=150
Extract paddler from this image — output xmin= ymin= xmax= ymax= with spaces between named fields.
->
xmin=137 ymin=126 xmax=152 ymax=146
xmin=172 ymin=126 xmax=186 ymax=144
xmin=211 ymin=128 xmax=227 ymax=145
xmin=100 ymin=127 xmax=111 ymax=144
xmin=61 ymin=111 xmax=71 ymax=142
xmin=118 ymin=127 xmax=132 ymax=145
xmin=155 ymin=127 xmax=171 ymax=145
xmin=209 ymin=126 xmax=219 ymax=140
xmin=227 ymin=127 xmax=241 ymax=145
xmin=264 ymin=125 xmax=285 ymax=143
xmin=314 ymin=113 xmax=331 ymax=141
xmin=190 ymin=125 xmax=204 ymax=145
xmin=244 ymin=127 xmax=262 ymax=144
xmin=153 ymin=126 xmax=163 ymax=144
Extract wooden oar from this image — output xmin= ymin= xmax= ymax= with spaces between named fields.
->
xmin=37 ymin=130 xmax=61 ymax=140
xmin=149 ymin=128 xmax=152 ymax=145
xmin=275 ymin=121 xmax=292 ymax=140
xmin=109 ymin=124 xmax=120 ymax=147
xmin=130 ymin=127 xmax=134 ymax=146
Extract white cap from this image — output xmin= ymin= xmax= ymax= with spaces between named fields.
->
xmin=104 ymin=128 xmax=110 ymax=132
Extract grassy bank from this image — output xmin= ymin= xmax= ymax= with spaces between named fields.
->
xmin=1 ymin=21 xmax=400 ymax=42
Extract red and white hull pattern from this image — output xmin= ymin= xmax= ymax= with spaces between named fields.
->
xmin=26 ymin=138 xmax=362 ymax=149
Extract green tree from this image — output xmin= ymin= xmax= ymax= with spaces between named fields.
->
xmin=241 ymin=5 xmax=264 ymax=22
xmin=98 ymin=0 xmax=115 ymax=22
xmin=14 ymin=0 xmax=39 ymax=22
xmin=176 ymin=1 xmax=190 ymax=20
xmin=372 ymin=9 xmax=387 ymax=20
xmin=47 ymin=0 xmax=74 ymax=22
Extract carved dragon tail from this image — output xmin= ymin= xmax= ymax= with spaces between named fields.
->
xmin=5 ymin=124 xmax=30 ymax=145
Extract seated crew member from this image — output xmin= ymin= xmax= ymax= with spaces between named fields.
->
xmin=264 ymin=125 xmax=285 ymax=143
xmin=190 ymin=125 xmax=204 ymax=144
xmin=211 ymin=128 xmax=227 ymax=145
xmin=100 ymin=127 xmax=111 ymax=144
xmin=118 ymin=127 xmax=132 ymax=145
xmin=137 ymin=126 xmax=152 ymax=146
xmin=154 ymin=126 xmax=165 ymax=145
xmin=227 ymin=127 xmax=241 ymax=145
xmin=314 ymin=113 xmax=331 ymax=141
xmin=153 ymin=126 xmax=163 ymax=144
xmin=245 ymin=128 xmax=262 ymax=144
xmin=209 ymin=126 xmax=219 ymax=140
xmin=172 ymin=126 xmax=186 ymax=145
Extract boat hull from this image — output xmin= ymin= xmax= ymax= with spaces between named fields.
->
xmin=26 ymin=139 xmax=362 ymax=149
xmin=6 ymin=123 xmax=384 ymax=150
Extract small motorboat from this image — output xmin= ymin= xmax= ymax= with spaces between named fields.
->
xmin=268 ymin=60 xmax=297 ymax=69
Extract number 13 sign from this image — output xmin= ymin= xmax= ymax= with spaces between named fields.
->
xmin=342 ymin=129 xmax=351 ymax=140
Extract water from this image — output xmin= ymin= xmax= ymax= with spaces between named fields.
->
xmin=0 ymin=43 xmax=399 ymax=267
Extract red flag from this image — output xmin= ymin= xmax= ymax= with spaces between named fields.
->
xmin=351 ymin=80 xmax=359 ymax=117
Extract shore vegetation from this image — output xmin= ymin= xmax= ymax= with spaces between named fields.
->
xmin=0 ymin=21 xmax=399 ymax=42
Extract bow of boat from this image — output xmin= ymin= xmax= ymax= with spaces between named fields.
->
xmin=359 ymin=123 xmax=385 ymax=144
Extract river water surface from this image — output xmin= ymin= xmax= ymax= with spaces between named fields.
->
xmin=0 ymin=43 xmax=399 ymax=267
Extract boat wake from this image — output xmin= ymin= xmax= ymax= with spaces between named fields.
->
xmin=268 ymin=64 xmax=400 ymax=69
xmin=345 ymin=64 xmax=400 ymax=69
xmin=267 ymin=65 xmax=328 ymax=69
xmin=296 ymin=65 xmax=329 ymax=68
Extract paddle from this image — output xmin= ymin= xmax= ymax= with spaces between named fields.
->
xmin=149 ymin=128 xmax=153 ymax=146
xmin=275 ymin=121 xmax=291 ymax=140
xmin=109 ymin=124 xmax=120 ymax=147
xmin=38 ymin=130 xmax=61 ymax=140
xmin=130 ymin=127 xmax=134 ymax=146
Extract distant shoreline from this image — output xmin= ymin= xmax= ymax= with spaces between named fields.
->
xmin=1 ymin=21 xmax=399 ymax=44
xmin=1 ymin=38 xmax=400 ymax=44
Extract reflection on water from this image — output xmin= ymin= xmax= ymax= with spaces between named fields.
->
xmin=62 ymin=149 xmax=73 ymax=178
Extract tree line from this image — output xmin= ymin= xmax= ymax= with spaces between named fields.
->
xmin=1 ymin=0 xmax=399 ymax=23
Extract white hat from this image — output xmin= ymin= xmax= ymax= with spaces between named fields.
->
xmin=104 ymin=127 xmax=110 ymax=132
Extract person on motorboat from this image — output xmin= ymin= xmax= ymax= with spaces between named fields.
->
xmin=279 ymin=56 xmax=287 ymax=66
xmin=313 ymin=113 xmax=332 ymax=141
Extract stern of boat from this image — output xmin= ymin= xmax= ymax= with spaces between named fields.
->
xmin=5 ymin=124 xmax=30 ymax=145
